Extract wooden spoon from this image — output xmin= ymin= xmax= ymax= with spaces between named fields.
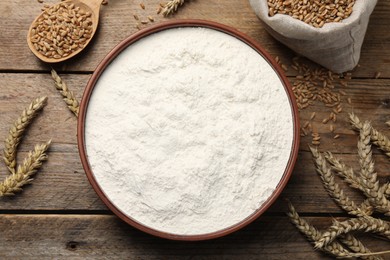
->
xmin=27 ymin=0 xmax=103 ymax=63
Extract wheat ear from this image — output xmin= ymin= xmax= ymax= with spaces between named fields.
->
xmin=310 ymin=147 xmax=371 ymax=217
xmin=350 ymin=113 xmax=390 ymax=157
xmin=339 ymin=234 xmax=383 ymax=260
xmin=287 ymin=202 xmax=354 ymax=258
xmin=287 ymin=202 xmax=390 ymax=258
xmin=50 ymin=69 xmax=79 ymax=117
xmin=3 ymin=96 xmax=47 ymax=174
xmin=325 ymin=154 xmax=388 ymax=201
xmin=315 ymin=216 xmax=390 ymax=249
xmin=162 ymin=0 xmax=185 ymax=16
xmin=384 ymin=184 xmax=390 ymax=197
xmin=325 ymin=151 xmax=374 ymax=215
xmin=325 ymin=151 xmax=361 ymax=189
xmin=357 ymin=122 xmax=390 ymax=215
xmin=0 ymin=141 xmax=51 ymax=196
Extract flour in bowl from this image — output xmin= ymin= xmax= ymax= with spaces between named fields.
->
xmin=85 ymin=27 xmax=295 ymax=236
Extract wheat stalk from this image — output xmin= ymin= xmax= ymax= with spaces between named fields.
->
xmin=50 ymin=69 xmax=79 ymax=117
xmin=325 ymin=151 xmax=390 ymax=214
xmin=384 ymin=184 xmax=390 ymax=197
xmin=325 ymin=151 xmax=361 ymax=190
xmin=357 ymin=122 xmax=390 ymax=215
xmin=290 ymin=113 xmax=390 ymax=258
xmin=287 ymin=202 xmax=355 ymax=258
xmin=287 ymin=202 xmax=387 ymax=259
xmin=310 ymin=147 xmax=371 ymax=217
xmin=350 ymin=113 xmax=390 ymax=157
xmin=3 ymin=96 xmax=47 ymax=174
xmin=162 ymin=0 xmax=185 ymax=16
xmin=315 ymin=216 xmax=390 ymax=249
xmin=339 ymin=234 xmax=383 ymax=260
xmin=0 ymin=141 xmax=51 ymax=196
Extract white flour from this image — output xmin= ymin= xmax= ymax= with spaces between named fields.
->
xmin=85 ymin=27 xmax=294 ymax=235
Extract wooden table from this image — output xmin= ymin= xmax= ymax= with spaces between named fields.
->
xmin=0 ymin=0 xmax=389 ymax=258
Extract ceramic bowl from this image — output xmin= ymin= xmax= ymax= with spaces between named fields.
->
xmin=78 ymin=19 xmax=300 ymax=241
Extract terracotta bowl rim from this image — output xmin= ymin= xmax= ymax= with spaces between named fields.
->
xmin=77 ymin=19 xmax=300 ymax=241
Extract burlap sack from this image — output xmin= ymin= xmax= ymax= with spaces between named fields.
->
xmin=249 ymin=0 xmax=377 ymax=73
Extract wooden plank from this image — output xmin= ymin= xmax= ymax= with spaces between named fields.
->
xmin=297 ymin=77 xmax=390 ymax=153
xmin=0 ymin=0 xmax=389 ymax=77
xmin=0 ymin=73 xmax=389 ymax=153
xmin=0 ymin=73 xmax=390 ymax=212
xmin=272 ymin=150 xmax=390 ymax=213
xmin=2 ymin=149 xmax=387 ymax=213
xmin=1 ymin=214 xmax=388 ymax=259
xmin=2 ymin=214 xmax=382 ymax=259
xmin=0 ymin=73 xmax=105 ymax=210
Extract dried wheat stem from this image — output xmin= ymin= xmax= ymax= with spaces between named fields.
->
xmin=339 ymin=234 xmax=383 ymax=260
xmin=162 ymin=0 xmax=185 ymax=16
xmin=3 ymin=96 xmax=47 ymax=174
xmin=325 ymin=151 xmax=361 ymax=189
xmin=50 ymin=69 xmax=79 ymax=117
xmin=358 ymin=122 xmax=390 ymax=215
xmin=350 ymin=113 xmax=390 ymax=157
xmin=287 ymin=202 xmax=354 ymax=258
xmin=287 ymin=203 xmax=390 ymax=258
xmin=0 ymin=141 xmax=51 ymax=196
xmin=289 ymin=202 xmax=390 ymax=258
xmin=316 ymin=216 xmax=390 ymax=249
xmin=358 ymin=122 xmax=376 ymax=182
xmin=325 ymin=150 xmax=390 ymax=202
xmin=310 ymin=147 xmax=370 ymax=217
xmin=384 ymin=184 xmax=390 ymax=197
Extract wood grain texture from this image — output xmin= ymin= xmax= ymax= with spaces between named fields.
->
xmin=0 ymin=0 xmax=389 ymax=78
xmin=3 ymin=214 xmax=389 ymax=259
xmin=0 ymin=74 xmax=389 ymax=213
xmin=1 ymin=0 xmax=390 ymax=257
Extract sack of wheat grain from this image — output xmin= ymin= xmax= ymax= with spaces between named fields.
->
xmin=249 ymin=0 xmax=377 ymax=73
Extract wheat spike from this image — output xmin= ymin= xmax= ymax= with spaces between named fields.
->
xmin=50 ymin=69 xmax=79 ymax=117
xmin=357 ymin=122 xmax=390 ymax=215
xmin=315 ymin=216 xmax=390 ymax=249
xmin=162 ymin=0 xmax=185 ymax=16
xmin=325 ymin=151 xmax=375 ymax=215
xmin=0 ymin=141 xmax=51 ymax=196
xmin=287 ymin=202 xmax=354 ymax=258
xmin=339 ymin=234 xmax=383 ymax=260
xmin=384 ymin=184 xmax=390 ymax=197
xmin=310 ymin=147 xmax=371 ymax=216
xmin=287 ymin=202 xmax=390 ymax=258
xmin=350 ymin=113 xmax=390 ymax=157
xmin=325 ymin=150 xmax=390 ymax=213
xmin=3 ymin=96 xmax=47 ymax=174
xmin=325 ymin=151 xmax=361 ymax=189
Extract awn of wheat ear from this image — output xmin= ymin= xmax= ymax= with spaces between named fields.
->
xmin=3 ymin=96 xmax=47 ymax=174
xmin=0 ymin=97 xmax=51 ymax=197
